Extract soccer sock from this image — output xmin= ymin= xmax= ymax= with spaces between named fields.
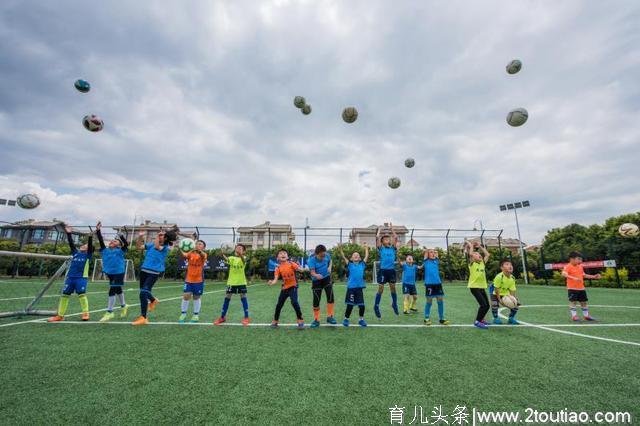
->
xmin=582 ymin=307 xmax=589 ymax=317
xmin=411 ymin=298 xmax=417 ymax=310
xmin=327 ymin=303 xmax=334 ymax=317
xmin=107 ymin=295 xmax=116 ymax=312
xmin=509 ymin=308 xmax=518 ymax=318
xmin=140 ymin=292 xmax=149 ymax=317
xmin=78 ymin=294 xmax=89 ymax=313
xmin=424 ymin=301 xmax=432 ymax=318
xmin=570 ymin=306 xmax=577 ymax=317
xmin=359 ymin=306 xmax=365 ymax=318
xmin=117 ymin=292 xmax=126 ymax=307
xmin=403 ymin=298 xmax=409 ymax=312
xmin=313 ymin=307 xmax=320 ymax=321
xmin=58 ymin=295 xmax=70 ymax=316
xmin=181 ymin=299 xmax=190 ymax=314
xmin=374 ymin=292 xmax=382 ymax=307
xmin=391 ymin=292 xmax=398 ymax=307
xmin=221 ymin=298 xmax=230 ymax=318
xmin=345 ymin=304 xmax=354 ymax=319
xmin=193 ymin=299 xmax=201 ymax=315
xmin=241 ymin=297 xmax=249 ymax=318
xmin=437 ymin=300 xmax=444 ymax=320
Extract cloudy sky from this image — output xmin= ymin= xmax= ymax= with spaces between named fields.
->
xmin=1 ymin=0 xmax=639 ymax=245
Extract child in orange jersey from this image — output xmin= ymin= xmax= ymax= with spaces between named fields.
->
xmin=268 ymin=249 xmax=306 ymax=328
xmin=178 ymin=240 xmax=208 ymax=323
xmin=562 ymin=251 xmax=601 ymax=322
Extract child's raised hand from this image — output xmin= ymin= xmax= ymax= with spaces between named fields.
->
xmin=64 ymin=225 xmax=73 ymax=233
xmin=95 ymin=221 xmax=102 ymax=231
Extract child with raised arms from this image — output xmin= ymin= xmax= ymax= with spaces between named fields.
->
xmin=214 ymin=244 xmax=251 ymax=326
xmin=338 ymin=243 xmax=370 ymax=327
xmin=374 ymin=223 xmax=400 ymax=318
xmin=307 ymin=244 xmax=336 ymax=328
xmin=400 ymin=254 xmax=420 ymax=315
xmin=96 ymin=221 xmax=129 ymax=322
xmin=177 ymin=239 xmax=207 ymax=324
xmin=423 ymin=248 xmax=450 ymax=326
xmin=464 ymin=241 xmax=491 ymax=330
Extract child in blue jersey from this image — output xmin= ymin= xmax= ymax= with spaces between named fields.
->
xmin=400 ymin=255 xmax=420 ymax=315
xmin=374 ymin=223 xmax=399 ymax=318
xmin=48 ymin=225 xmax=94 ymax=322
xmin=132 ymin=229 xmax=176 ymax=325
xmin=338 ymin=243 xmax=370 ymax=327
xmin=308 ymin=244 xmax=336 ymax=328
xmin=95 ymin=222 xmax=129 ymax=322
xmin=423 ymin=249 xmax=450 ymax=325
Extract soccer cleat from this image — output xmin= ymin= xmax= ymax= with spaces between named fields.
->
xmin=342 ymin=319 xmax=350 ymax=327
xmin=326 ymin=316 xmax=337 ymax=325
xmin=583 ymin=316 xmax=596 ymax=321
xmin=190 ymin=315 xmax=200 ymax=323
xmin=310 ymin=320 xmax=320 ymax=328
xmin=81 ymin=312 xmax=90 ymax=321
xmin=423 ymin=318 xmax=432 ymax=326
xmin=47 ymin=315 xmax=64 ymax=322
xmin=403 ymin=310 xmax=409 ymax=315
xmin=213 ymin=317 xmax=226 ymax=326
xmin=131 ymin=316 xmax=148 ymax=326
xmin=493 ymin=317 xmax=503 ymax=325
xmin=571 ymin=315 xmax=581 ymax=322
xmin=179 ymin=313 xmax=187 ymax=324
xmin=297 ymin=320 xmax=305 ymax=329
xmin=270 ymin=321 xmax=279 ymax=328
xmin=120 ymin=305 xmax=128 ymax=318
xmin=480 ymin=319 xmax=489 ymax=325
xmin=473 ymin=320 xmax=489 ymax=330
xmin=439 ymin=319 xmax=451 ymax=325
xmin=508 ymin=317 xmax=520 ymax=325
xmin=241 ymin=317 xmax=250 ymax=326
xmin=410 ymin=308 xmax=418 ymax=313
xmin=148 ymin=298 xmax=159 ymax=312
xmin=358 ymin=319 xmax=367 ymax=327
xmin=100 ymin=312 xmax=115 ymax=323
xmin=374 ymin=305 xmax=381 ymax=319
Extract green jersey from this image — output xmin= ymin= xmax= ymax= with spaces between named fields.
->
xmin=467 ymin=261 xmax=487 ymax=289
xmin=227 ymin=256 xmax=247 ymax=286
xmin=493 ymin=272 xmax=516 ymax=296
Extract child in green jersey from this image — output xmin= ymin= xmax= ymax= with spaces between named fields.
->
xmin=214 ymin=244 xmax=250 ymax=326
xmin=464 ymin=241 xmax=491 ymax=330
xmin=490 ymin=260 xmax=520 ymax=325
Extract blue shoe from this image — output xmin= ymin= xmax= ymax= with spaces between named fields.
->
xmin=326 ymin=316 xmax=337 ymax=325
xmin=374 ymin=305 xmax=381 ymax=319
xmin=310 ymin=320 xmax=320 ymax=328
xmin=297 ymin=321 xmax=305 ymax=329
xmin=392 ymin=303 xmax=399 ymax=316
xmin=270 ymin=322 xmax=279 ymax=328
xmin=493 ymin=317 xmax=502 ymax=325
xmin=358 ymin=319 xmax=367 ymax=327
xmin=473 ymin=320 xmax=489 ymax=330
xmin=342 ymin=319 xmax=350 ymax=327
xmin=508 ymin=317 xmax=520 ymax=325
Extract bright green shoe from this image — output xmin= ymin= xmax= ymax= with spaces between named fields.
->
xmin=190 ymin=315 xmax=200 ymax=323
xmin=100 ymin=312 xmax=115 ymax=323
xmin=179 ymin=313 xmax=187 ymax=324
xmin=119 ymin=305 xmax=128 ymax=318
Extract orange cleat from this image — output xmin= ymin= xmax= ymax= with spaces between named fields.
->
xmin=213 ymin=317 xmax=226 ymax=326
xmin=81 ymin=312 xmax=90 ymax=321
xmin=241 ymin=317 xmax=250 ymax=326
xmin=47 ymin=315 xmax=64 ymax=322
xmin=148 ymin=299 xmax=159 ymax=312
xmin=131 ymin=316 xmax=149 ymax=326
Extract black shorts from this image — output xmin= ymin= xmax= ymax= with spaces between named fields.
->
xmin=402 ymin=284 xmax=417 ymax=295
xmin=568 ymin=289 xmax=588 ymax=302
xmin=226 ymin=285 xmax=248 ymax=294
xmin=377 ymin=269 xmax=397 ymax=284
xmin=425 ymin=284 xmax=445 ymax=298
xmin=106 ymin=273 xmax=125 ymax=286
xmin=311 ymin=276 xmax=332 ymax=289
xmin=345 ymin=287 xmax=365 ymax=306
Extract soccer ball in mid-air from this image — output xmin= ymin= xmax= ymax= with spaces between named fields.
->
xmin=405 ymin=158 xmax=415 ymax=168
xmin=506 ymin=108 xmax=528 ymax=127
xmin=74 ymin=79 xmax=91 ymax=93
xmin=618 ymin=223 xmax=639 ymax=237
xmin=82 ymin=114 xmax=104 ymax=132
xmin=342 ymin=107 xmax=358 ymax=123
xmin=293 ymin=96 xmax=306 ymax=108
xmin=179 ymin=238 xmax=196 ymax=252
xmin=301 ymin=104 xmax=312 ymax=115
xmin=501 ymin=295 xmax=518 ymax=309
xmin=506 ymin=59 xmax=522 ymax=75
xmin=388 ymin=177 xmax=401 ymax=189
xmin=16 ymin=193 xmax=40 ymax=209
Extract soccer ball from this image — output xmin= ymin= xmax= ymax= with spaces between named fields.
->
xmin=179 ymin=238 xmax=196 ymax=252
xmin=16 ymin=193 xmax=40 ymax=209
xmin=388 ymin=177 xmax=401 ymax=189
xmin=405 ymin=158 xmax=415 ymax=168
xmin=301 ymin=104 xmax=312 ymax=115
xmin=342 ymin=107 xmax=358 ymax=123
xmin=501 ymin=295 xmax=518 ymax=309
xmin=618 ymin=223 xmax=639 ymax=237
xmin=506 ymin=108 xmax=528 ymax=127
xmin=82 ymin=114 xmax=104 ymax=132
xmin=506 ymin=59 xmax=522 ymax=75
xmin=293 ymin=96 xmax=306 ymax=108
xmin=74 ymin=79 xmax=91 ymax=93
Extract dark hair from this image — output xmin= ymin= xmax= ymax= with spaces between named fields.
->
xmin=315 ymin=244 xmax=327 ymax=255
xmin=277 ymin=249 xmax=288 ymax=256
xmin=235 ymin=243 xmax=245 ymax=251
xmin=568 ymin=251 xmax=582 ymax=260
xmin=381 ymin=235 xmax=390 ymax=240
xmin=197 ymin=240 xmax=206 ymax=248
xmin=163 ymin=230 xmax=178 ymax=243
xmin=500 ymin=260 xmax=512 ymax=267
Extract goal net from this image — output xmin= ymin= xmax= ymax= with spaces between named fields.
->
xmin=91 ymin=259 xmax=136 ymax=282
xmin=0 ymin=250 xmax=71 ymax=318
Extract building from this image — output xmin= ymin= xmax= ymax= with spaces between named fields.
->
xmin=236 ymin=221 xmax=296 ymax=250
xmin=0 ymin=219 xmax=88 ymax=246
xmin=112 ymin=220 xmax=193 ymax=243
xmin=349 ymin=223 xmax=409 ymax=247
xmin=462 ymin=237 xmax=526 ymax=255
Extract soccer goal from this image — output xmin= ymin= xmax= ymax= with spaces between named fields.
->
xmin=0 ymin=250 xmax=71 ymax=318
xmin=91 ymin=259 xmax=136 ymax=282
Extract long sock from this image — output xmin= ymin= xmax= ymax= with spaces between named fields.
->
xmin=570 ymin=306 xmax=577 ymax=317
xmin=424 ymin=301 xmax=432 ymax=318
xmin=391 ymin=292 xmax=398 ymax=307
xmin=358 ymin=305 xmax=365 ymax=318
xmin=581 ymin=307 xmax=589 ymax=317
xmin=181 ymin=299 xmax=190 ymax=314
xmin=509 ymin=308 xmax=518 ymax=318
xmin=193 ymin=299 xmax=201 ymax=315
xmin=58 ymin=295 xmax=70 ymax=316
xmin=140 ymin=292 xmax=149 ymax=317
xmin=374 ymin=292 xmax=381 ymax=307
xmin=107 ymin=295 xmax=116 ymax=312
xmin=403 ymin=298 xmax=409 ymax=312
xmin=410 ymin=298 xmax=417 ymax=310
xmin=117 ymin=292 xmax=126 ymax=307
xmin=221 ymin=298 xmax=230 ymax=318
xmin=437 ymin=300 xmax=444 ymax=320
xmin=345 ymin=304 xmax=354 ymax=318
xmin=313 ymin=307 xmax=320 ymax=321
xmin=327 ymin=303 xmax=334 ymax=318
xmin=241 ymin=297 xmax=249 ymax=318
xmin=78 ymin=294 xmax=89 ymax=313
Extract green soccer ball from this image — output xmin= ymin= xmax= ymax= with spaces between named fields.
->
xmin=294 ymin=96 xmax=306 ymax=108
xmin=388 ymin=177 xmax=401 ymax=189
xmin=179 ymin=238 xmax=195 ymax=252
xmin=301 ymin=104 xmax=312 ymax=115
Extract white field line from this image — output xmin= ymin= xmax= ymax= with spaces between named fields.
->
xmin=0 ymin=284 xmax=185 ymax=302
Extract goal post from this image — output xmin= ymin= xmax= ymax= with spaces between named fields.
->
xmin=91 ymin=259 xmax=136 ymax=283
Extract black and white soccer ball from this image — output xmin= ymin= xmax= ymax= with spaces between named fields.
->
xmin=506 ymin=108 xmax=528 ymax=127
xmin=16 ymin=193 xmax=40 ymax=209
xmin=83 ymin=114 xmax=104 ymax=132
xmin=405 ymin=158 xmax=415 ymax=168
xmin=301 ymin=104 xmax=312 ymax=115
xmin=506 ymin=59 xmax=522 ymax=75
xmin=388 ymin=177 xmax=401 ymax=189
xmin=342 ymin=107 xmax=358 ymax=123
xmin=293 ymin=96 xmax=306 ymax=109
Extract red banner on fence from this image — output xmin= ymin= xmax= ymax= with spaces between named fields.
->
xmin=544 ymin=260 xmax=616 ymax=270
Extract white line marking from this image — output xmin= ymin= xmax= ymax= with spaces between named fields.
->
xmin=520 ymin=304 xmax=640 ymax=309
xmin=0 ymin=284 xmax=184 ymax=302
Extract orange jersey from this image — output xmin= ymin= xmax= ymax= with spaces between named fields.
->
xmin=274 ymin=261 xmax=300 ymax=289
xmin=185 ymin=251 xmax=207 ymax=283
xmin=564 ymin=263 xmax=584 ymax=290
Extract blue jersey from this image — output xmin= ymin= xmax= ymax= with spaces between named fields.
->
xmin=141 ymin=242 xmax=169 ymax=273
xmin=347 ymin=262 xmax=366 ymax=289
xmin=67 ymin=249 xmax=92 ymax=278
xmin=308 ymin=253 xmax=331 ymax=281
xmin=424 ymin=258 xmax=442 ymax=285
xmin=101 ymin=247 xmax=127 ymax=274
xmin=402 ymin=263 xmax=417 ymax=285
xmin=378 ymin=246 xmax=397 ymax=270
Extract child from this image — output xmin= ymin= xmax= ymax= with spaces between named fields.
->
xmin=131 ymin=229 xmax=176 ymax=325
xmin=562 ymin=252 xmax=600 ymax=321
xmin=178 ymin=240 xmax=207 ymax=324
xmin=214 ymin=244 xmax=250 ymax=326
xmin=400 ymin=255 xmax=419 ymax=315
xmin=307 ymin=244 xmax=336 ymax=328
xmin=48 ymin=225 xmax=94 ymax=322
xmin=374 ymin=223 xmax=400 ymax=318
xmin=338 ymin=243 xmax=370 ymax=327
xmin=96 ymin=221 xmax=129 ymax=322
xmin=491 ymin=260 xmax=519 ymax=325
xmin=464 ymin=241 xmax=491 ymax=330
xmin=422 ymin=249 xmax=450 ymax=325
xmin=268 ymin=249 xmax=306 ymax=328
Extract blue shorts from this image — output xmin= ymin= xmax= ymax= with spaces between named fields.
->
xmin=63 ymin=277 xmax=88 ymax=295
xmin=425 ymin=284 xmax=445 ymax=298
xmin=345 ymin=287 xmax=365 ymax=306
xmin=377 ymin=268 xmax=397 ymax=284
xmin=183 ymin=282 xmax=204 ymax=296
xmin=402 ymin=283 xmax=417 ymax=295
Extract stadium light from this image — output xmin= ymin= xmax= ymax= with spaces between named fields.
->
xmin=499 ymin=200 xmax=531 ymax=284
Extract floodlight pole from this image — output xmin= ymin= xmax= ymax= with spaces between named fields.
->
xmin=512 ymin=208 xmax=529 ymax=285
